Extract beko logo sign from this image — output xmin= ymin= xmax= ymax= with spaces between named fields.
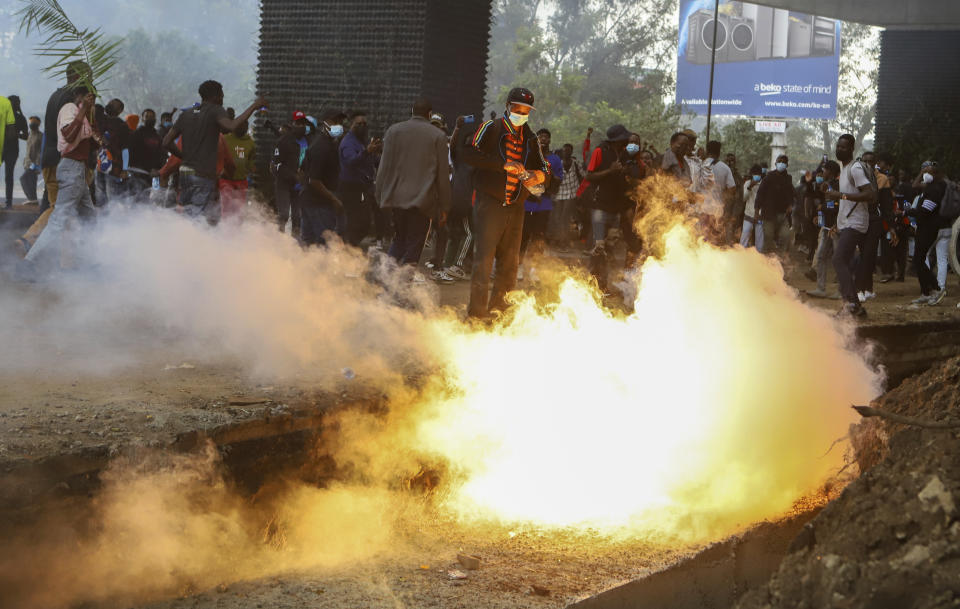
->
xmin=754 ymin=83 xmax=833 ymax=96
xmin=675 ymin=0 xmax=841 ymax=119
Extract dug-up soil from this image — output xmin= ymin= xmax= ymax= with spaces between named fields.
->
xmin=737 ymin=355 xmax=960 ymax=609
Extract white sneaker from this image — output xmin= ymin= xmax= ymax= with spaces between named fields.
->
xmin=411 ymin=271 xmax=427 ymax=284
xmin=857 ymin=291 xmax=865 ymax=303
xmin=911 ymin=295 xmax=933 ymax=305
xmin=444 ymin=265 xmax=468 ymax=281
xmin=861 ymin=291 xmax=876 ymax=301
xmin=430 ymin=269 xmax=455 ymax=284
xmin=424 ymin=261 xmax=437 ymax=270
xmin=928 ymin=289 xmax=946 ymax=306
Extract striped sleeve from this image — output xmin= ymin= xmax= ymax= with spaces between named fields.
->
xmin=921 ymin=199 xmax=938 ymax=212
xmin=471 ymin=120 xmax=495 ymax=148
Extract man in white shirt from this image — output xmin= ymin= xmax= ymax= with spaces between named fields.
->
xmin=825 ymin=134 xmax=877 ymax=317
xmin=700 ymin=140 xmax=736 ymax=218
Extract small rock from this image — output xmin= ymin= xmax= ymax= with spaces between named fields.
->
xmin=216 ymin=583 xmax=229 ymax=593
xmin=457 ymin=553 xmax=481 ymax=570
xmin=821 ymin=554 xmax=841 ymax=570
xmin=531 ymin=584 xmax=550 ymax=596
xmin=901 ymin=544 xmax=931 ymax=568
xmin=447 ymin=570 xmax=467 ymax=580
xmin=918 ymin=476 xmax=956 ymax=515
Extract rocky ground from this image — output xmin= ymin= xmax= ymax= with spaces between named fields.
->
xmin=737 ymin=355 xmax=960 ymax=609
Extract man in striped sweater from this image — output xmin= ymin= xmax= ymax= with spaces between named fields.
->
xmin=462 ymin=88 xmax=551 ymax=319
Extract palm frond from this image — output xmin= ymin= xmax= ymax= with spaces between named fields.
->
xmin=16 ymin=0 xmax=123 ymax=95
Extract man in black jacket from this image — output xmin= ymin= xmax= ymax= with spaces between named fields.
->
xmin=272 ymin=111 xmax=309 ymax=234
xmin=463 ymin=87 xmax=551 ymax=319
xmin=754 ymin=154 xmax=793 ymax=255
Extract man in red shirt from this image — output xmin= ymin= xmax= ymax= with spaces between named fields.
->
xmin=26 ymin=86 xmax=99 ymax=267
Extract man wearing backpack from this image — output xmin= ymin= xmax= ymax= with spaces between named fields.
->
xmin=906 ymin=161 xmax=953 ymax=306
xmin=825 ymin=134 xmax=877 ymax=318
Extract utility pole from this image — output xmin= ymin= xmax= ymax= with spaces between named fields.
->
xmin=705 ymin=0 xmax=720 ymax=143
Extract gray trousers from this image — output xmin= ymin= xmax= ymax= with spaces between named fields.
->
xmin=813 ymin=227 xmax=837 ymax=292
xmin=469 ymin=192 xmax=524 ymax=318
xmin=26 ymin=158 xmax=96 ymax=265
xmin=833 ymin=227 xmax=867 ymax=305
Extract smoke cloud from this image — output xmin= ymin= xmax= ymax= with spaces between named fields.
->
xmin=0 ymin=197 xmax=882 ymax=607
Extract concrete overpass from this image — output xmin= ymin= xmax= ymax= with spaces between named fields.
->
xmin=753 ymin=0 xmax=960 ymax=28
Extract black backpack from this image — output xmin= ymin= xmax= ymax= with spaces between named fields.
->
xmin=938 ymin=180 xmax=960 ymax=220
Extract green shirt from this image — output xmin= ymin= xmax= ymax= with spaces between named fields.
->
xmin=222 ymin=133 xmax=256 ymax=181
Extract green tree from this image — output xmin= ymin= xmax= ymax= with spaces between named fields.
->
xmin=108 ymin=28 xmax=255 ymax=114
xmin=486 ymin=0 xmax=682 ymax=150
xmin=719 ymin=119 xmax=772 ymax=170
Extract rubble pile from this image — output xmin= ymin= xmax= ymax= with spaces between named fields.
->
xmin=737 ymin=356 xmax=960 ymax=609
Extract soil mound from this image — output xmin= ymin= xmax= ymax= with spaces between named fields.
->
xmin=737 ymin=356 xmax=960 ymax=609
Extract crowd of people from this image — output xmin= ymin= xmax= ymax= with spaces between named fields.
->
xmin=1 ymin=63 xmax=957 ymax=320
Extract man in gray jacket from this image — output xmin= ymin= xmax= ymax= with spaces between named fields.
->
xmin=375 ymin=98 xmax=451 ymax=267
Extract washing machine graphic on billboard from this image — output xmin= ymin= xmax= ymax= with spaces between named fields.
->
xmin=676 ymin=0 xmax=841 ymax=119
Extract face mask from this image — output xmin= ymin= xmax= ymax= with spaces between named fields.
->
xmin=815 ymin=176 xmax=824 ymax=184
xmin=875 ymin=165 xmax=882 ymax=172
xmin=922 ymin=172 xmax=934 ymax=184
xmin=752 ymin=175 xmax=761 ymax=183
xmin=626 ymin=143 xmax=640 ymax=156
xmin=29 ymin=123 xmax=40 ymax=131
xmin=776 ymin=162 xmax=787 ymax=172
xmin=328 ymin=124 xmax=344 ymax=138
xmin=162 ymin=121 xmax=172 ymax=128
xmin=507 ymin=112 xmax=528 ymax=127
xmin=144 ymin=119 xmax=156 ymax=129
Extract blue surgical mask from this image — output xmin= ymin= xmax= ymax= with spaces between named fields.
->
xmin=507 ymin=112 xmax=528 ymax=127
xmin=162 ymin=121 xmax=172 ymax=128
xmin=776 ymin=162 xmax=788 ymax=172
xmin=626 ymin=143 xmax=640 ymax=156
xmin=328 ymin=124 xmax=344 ymax=138
xmin=752 ymin=175 xmax=761 ymax=183
xmin=815 ymin=176 xmax=824 ymax=184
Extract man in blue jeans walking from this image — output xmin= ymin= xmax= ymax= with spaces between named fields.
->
xmin=163 ymin=80 xmax=266 ymax=220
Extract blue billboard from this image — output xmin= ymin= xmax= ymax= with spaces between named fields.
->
xmin=676 ymin=0 xmax=841 ymax=119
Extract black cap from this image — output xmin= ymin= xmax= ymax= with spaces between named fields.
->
xmin=506 ymin=87 xmax=535 ymax=109
xmin=320 ymin=108 xmax=346 ymax=123
xmin=606 ymin=124 xmax=630 ymax=143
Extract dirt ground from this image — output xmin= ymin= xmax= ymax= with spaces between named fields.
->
xmin=736 ymin=356 xmax=960 ymax=609
xmin=1 ymin=210 xmax=958 ymax=609
xmin=132 ymin=527 xmax=687 ymax=609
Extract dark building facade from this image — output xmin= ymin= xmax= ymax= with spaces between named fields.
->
xmin=876 ymin=29 xmax=960 ymax=176
xmin=255 ymin=0 xmax=492 ymax=186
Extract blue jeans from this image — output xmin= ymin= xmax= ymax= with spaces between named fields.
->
xmin=179 ymin=173 xmax=218 ymax=221
xmin=301 ymin=202 xmax=339 ymax=245
xmin=591 ymin=209 xmax=619 ymax=246
xmin=25 ymin=158 xmax=96 ymax=265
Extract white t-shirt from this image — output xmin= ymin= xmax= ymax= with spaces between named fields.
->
xmin=743 ymin=181 xmax=759 ymax=218
xmin=56 ymin=102 xmax=94 ymax=155
xmin=837 ymin=160 xmax=870 ymax=233
xmin=704 ymin=158 xmax=736 ymax=196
